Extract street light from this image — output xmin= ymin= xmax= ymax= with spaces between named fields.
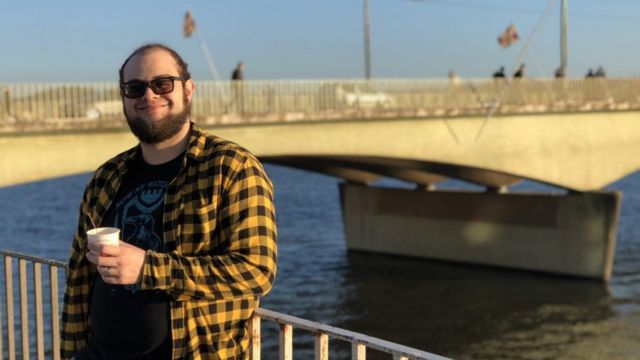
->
xmin=364 ymin=0 xmax=372 ymax=79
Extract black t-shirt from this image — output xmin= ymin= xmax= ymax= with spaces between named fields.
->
xmin=88 ymin=151 xmax=184 ymax=359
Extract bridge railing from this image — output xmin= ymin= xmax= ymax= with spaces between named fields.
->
xmin=1 ymin=78 xmax=639 ymax=128
xmin=0 ymin=250 xmax=448 ymax=360
xmin=0 ymin=251 xmax=65 ymax=360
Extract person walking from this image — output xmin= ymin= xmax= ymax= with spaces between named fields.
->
xmin=595 ymin=65 xmax=607 ymax=78
xmin=61 ymin=44 xmax=277 ymax=359
xmin=231 ymin=62 xmax=245 ymax=113
xmin=231 ymin=62 xmax=244 ymax=81
xmin=513 ymin=63 xmax=526 ymax=78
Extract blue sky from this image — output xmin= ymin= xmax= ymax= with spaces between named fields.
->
xmin=1 ymin=0 xmax=638 ymax=82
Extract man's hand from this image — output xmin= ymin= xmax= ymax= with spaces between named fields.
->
xmin=86 ymin=241 xmax=146 ymax=285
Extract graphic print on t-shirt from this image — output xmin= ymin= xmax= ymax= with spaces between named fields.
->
xmin=113 ymin=180 xmax=168 ymax=293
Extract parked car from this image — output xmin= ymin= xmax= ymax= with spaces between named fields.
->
xmin=335 ymin=84 xmax=395 ymax=109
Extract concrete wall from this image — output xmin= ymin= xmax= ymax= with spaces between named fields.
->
xmin=0 ymin=130 xmax=138 ymax=187
xmin=1 ymin=110 xmax=639 ymax=189
xmin=340 ymin=183 xmax=620 ymax=281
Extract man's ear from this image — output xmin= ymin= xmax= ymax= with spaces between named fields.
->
xmin=184 ymin=79 xmax=195 ymax=100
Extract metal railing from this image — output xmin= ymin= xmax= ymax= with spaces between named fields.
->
xmin=0 ymin=251 xmax=64 ymax=360
xmin=1 ymin=78 xmax=639 ymax=129
xmin=1 ymin=250 xmax=448 ymax=360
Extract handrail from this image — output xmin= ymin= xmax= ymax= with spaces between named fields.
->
xmin=1 ymin=250 xmax=64 ymax=360
xmin=1 ymin=78 xmax=639 ymax=132
xmin=1 ymin=250 xmax=450 ymax=359
xmin=253 ymin=308 xmax=450 ymax=360
xmin=0 ymin=250 xmax=66 ymax=268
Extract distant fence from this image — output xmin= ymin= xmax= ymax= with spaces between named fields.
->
xmin=1 ymin=250 xmax=449 ymax=359
xmin=1 ymin=78 xmax=640 ymax=130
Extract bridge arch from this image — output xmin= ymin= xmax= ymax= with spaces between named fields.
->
xmin=263 ymin=155 xmax=525 ymax=192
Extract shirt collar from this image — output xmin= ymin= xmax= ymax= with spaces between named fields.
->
xmin=185 ymin=122 xmax=208 ymax=163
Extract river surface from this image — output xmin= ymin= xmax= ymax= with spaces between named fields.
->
xmin=1 ymin=165 xmax=640 ymax=359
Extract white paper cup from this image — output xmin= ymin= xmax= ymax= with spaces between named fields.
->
xmin=87 ymin=227 xmax=120 ymax=247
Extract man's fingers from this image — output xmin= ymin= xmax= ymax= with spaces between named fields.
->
xmin=99 ymin=265 xmax=117 ymax=276
xmin=99 ymin=244 xmax=121 ymax=256
xmin=90 ymin=242 xmax=144 ymax=285
xmin=98 ymin=266 xmax=121 ymax=283
xmin=96 ymin=256 xmax=119 ymax=268
xmin=100 ymin=270 xmax=125 ymax=284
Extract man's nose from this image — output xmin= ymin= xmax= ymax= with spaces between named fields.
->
xmin=141 ymin=85 xmax=157 ymax=99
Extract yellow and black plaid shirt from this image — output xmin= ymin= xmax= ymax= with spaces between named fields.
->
xmin=61 ymin=124 xmax=277 ymax=359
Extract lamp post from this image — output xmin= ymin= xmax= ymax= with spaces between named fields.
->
xmin=560 ymin=0 xmax=568 ymax=71
xmin=363 ymin=0 xmax=372 ymax=79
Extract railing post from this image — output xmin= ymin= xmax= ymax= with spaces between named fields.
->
xmin=50 ymin=266 xmax=60 ymax=360
xmin=0 ymin=257 xmax=3 ymax=359
xmin=19 ymin=259 xmax=30 ymax=360
xmin=352 ymin=342 xmax=366 ymax=360
xmin=5 ymin=256 xmax=16 ymax=360
xmin=2 ymin=87 xmax=11 ymax=116
xmin=314 ymin=332 xmax=328 ymax=360
xmin=44 ymin=84 xmax=53 ymax=119
xmin=249 ymin=313 xmax=261 ymax=360
xmin=279 ymin=323 xmax=292 ymax=360
xmin=34 ymin=263 xmax=45 ymax=360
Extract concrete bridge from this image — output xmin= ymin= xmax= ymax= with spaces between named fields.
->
xmin=2 ymin=78 xmax=639 ymax=281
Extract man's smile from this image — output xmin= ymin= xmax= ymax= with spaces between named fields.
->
xmin=136 ymin=101 xmax=169 ymax=112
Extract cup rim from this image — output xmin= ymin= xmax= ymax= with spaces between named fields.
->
xmin=87 ymin=227 xmax=120 ymax=236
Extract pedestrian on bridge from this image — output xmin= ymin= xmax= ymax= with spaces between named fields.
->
xmin=60 ymin=44 xmax=277 ymax=360
xmin=595 ymin=65 xmax=607 ymax=78
xmin=231 ymin=61 xmax=245 ymax=113
xmin=513 ymin=63 xmax=526 ymax=78
xmin=231 ymin=61 xmax=244 ymax=81
xmin=586 ymin=68 xmax=594 ymax=78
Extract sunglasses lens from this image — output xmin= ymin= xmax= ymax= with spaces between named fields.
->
xmin=122 ymin=77 xmax=181 ymax=98
xmin=123 ymin=81 xmax=148 ymax=98
xmin=150 ymin=78 xmax=175 ymax=95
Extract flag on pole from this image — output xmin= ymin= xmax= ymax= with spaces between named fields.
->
xmin=497 ymin=23 xmax=519 ymax=48
xmin=183 ymin=11 xmax=196 ymax=38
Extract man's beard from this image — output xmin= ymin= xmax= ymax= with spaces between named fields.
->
xmin=124 ymin=96 xmax=191 ymax=144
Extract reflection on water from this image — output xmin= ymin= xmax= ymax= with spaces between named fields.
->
xmin=340 ymin=252 xmax=614 ymax=359
xmin=1 ymin=165 xmax=640 ymax=359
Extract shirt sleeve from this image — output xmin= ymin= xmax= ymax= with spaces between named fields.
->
xmin=60 ymin=186 xmax=94 ymax=359
xmin=140 ymin=155 xmax=278 ymax=301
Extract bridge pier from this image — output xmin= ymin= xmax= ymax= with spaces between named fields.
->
xmin=339 ymin=183 xmax=620 ymax=281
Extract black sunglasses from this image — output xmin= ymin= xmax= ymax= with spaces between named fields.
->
xmin=120 ymin=76 xmax=187 ymax=98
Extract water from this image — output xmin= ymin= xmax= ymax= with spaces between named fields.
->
xmin=1 ymin=165 xmax=640 ymax=359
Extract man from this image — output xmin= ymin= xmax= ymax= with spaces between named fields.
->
xmin=513 ymin=63 xmax=526 ymax=78
xmin=61 ymin=44 xmax=277 ymax=359
xmin=594 ymin=65 xmax=606 ymax=78
xmin=230 ymin=62 xmax=244 ymax=113
xmin=492 ymin=66 xmax=506 ymax=79
xmin=231 ymin=62 xmax=244 ymax=81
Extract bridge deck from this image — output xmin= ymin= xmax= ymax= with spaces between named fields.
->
xmin=1 ymin=110 xmax=638 ymax=191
